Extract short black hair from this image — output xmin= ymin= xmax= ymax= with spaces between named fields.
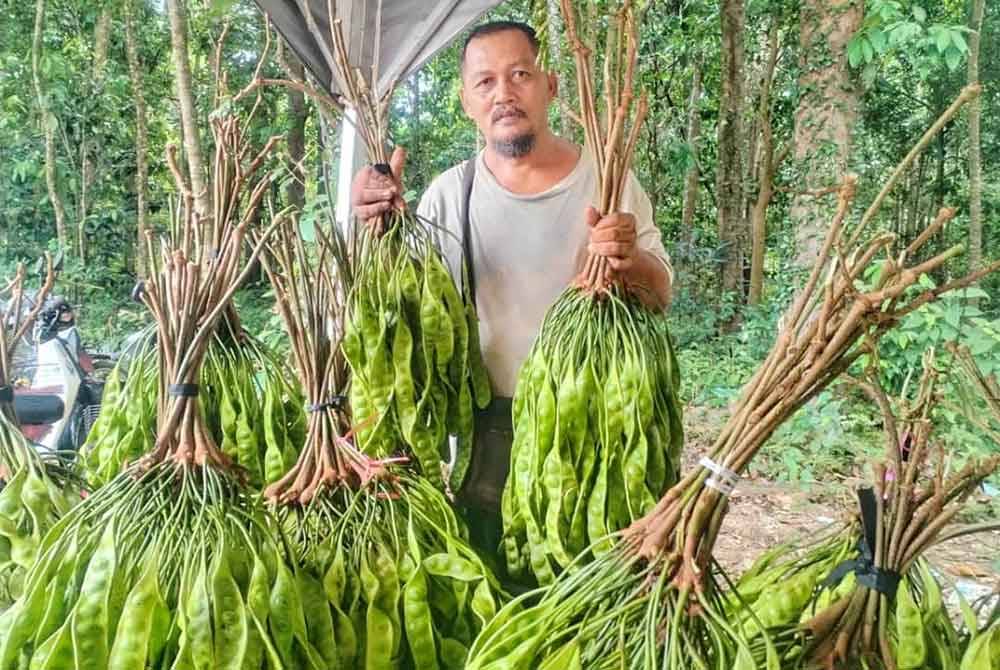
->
xmin=460 ymin=21 xmax=540 ymax=71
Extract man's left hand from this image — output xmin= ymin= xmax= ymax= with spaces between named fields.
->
xmin=584 ymin=205 xmax=672 ymax=310
xmin=585 ymin=206 xmax=637 ymax=274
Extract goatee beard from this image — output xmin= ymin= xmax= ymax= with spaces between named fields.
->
xmin=493 ymin=133 xmax=536 ymax=158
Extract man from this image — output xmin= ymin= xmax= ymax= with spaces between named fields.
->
xmin=351 ymin=20 xmax=672 ymax=557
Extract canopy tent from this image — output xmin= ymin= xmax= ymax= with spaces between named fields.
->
xmin=251 ymin=0 xmax=504 ymax=223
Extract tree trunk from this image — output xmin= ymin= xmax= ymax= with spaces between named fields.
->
xmin=284 ymin=53 xmax=307 ymax=213
xmin=790 ymin=0 xmax=864 ymax=268
xmin=749 ymin=23 xmax=782 ymax=305
xmin=967 ymin=0 xmax=985 ymax=276
xmin=78 ymin=6 xmax=112 ymax=262
xmin=32 ymin=0 xmax=67 ymax=249
xmin=716 ymin=0 xmax=747 ymax=312
xmin=681 ymin=59 xmax=702 ymax=247
xmin=547 ymin=0 xmax=562 ymax=66
xmin=125 ymin=0 xmax=150 ymax=278
xmin=930 ymin=83 xmax=947 ymax=219
xmin=166 ymin=0 xmax=211 ymax=218
xmin=547 ymin=0 xmax=563 ymax=132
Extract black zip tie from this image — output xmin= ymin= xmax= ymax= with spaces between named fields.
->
xmin=372 ymin=162 xmax=393 ymax=177
xmin=167 ymin=383 xmax=200 ymax=398
xmin=0 ymin=386 xmax=12 ymax=403
xmin=819 ymin=487 xmax=901 ymax=599
xmin=306 ymin=395 xmax=348 ymax=413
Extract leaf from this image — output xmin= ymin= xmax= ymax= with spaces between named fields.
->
xmin=912 ymin=6 xmax=927 ymax=23
xmin=952 ymin=31 xmax=969 ymax=53
xmin=848 ymin=38 xmax=865 ymax=68
xmin=945 ymin=48 xmax=962 ymax=71
xmin=879 ymin=0 xmax=904 ymax=21
xmin=887 ymin=23 xmax=906 ymax=46
xmin=934 ymin=27 xmax=953 ymax=54
xmin=957 ymin=589 xmax=979 ymax=637
xmin=944 ymin=306 xmax=963 ymax=330
xmin=869 ymin=27 xmax=888 ymax=53
xmin=298 ymin=219 xmax=316 ymax=242
xmin=861 ymin=37 xmax=875 ymax=63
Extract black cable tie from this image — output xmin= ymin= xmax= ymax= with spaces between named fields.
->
xmin=306 ymin=395 xmax=348 ymax=413
xmin=372 ymin=162 xmax=393 ymax=177
xmin=820 ymin=559 xmax=860 ymax=592
xmin=0 ymin=386 xmax=12 ymax=403
xmin=818 ymin=487 xmax=901 ymax=599
xmin=168 ymin=383 xmax=200 ymax=398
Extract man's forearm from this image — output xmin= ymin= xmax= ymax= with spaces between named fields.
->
xmin=623 ymin=250 xmax=672 ymax=311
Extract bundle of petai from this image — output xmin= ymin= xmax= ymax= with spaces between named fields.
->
xmin=731 ymin=348 xmax=1000 ymax=669
xmin=0 ymin=116 xmax=321 ymax=669
xmin=82 ymin=326 xmax=305 ymax=489
xmin=258 ymin=180 xmax=505 ymax=668
xmin=501 ymin=0 xmax=683 ymax=586
xmin=0 ymin=259 xmax=81 ymax=605
xmin=307 ymin=10 xmax=491 ymax=491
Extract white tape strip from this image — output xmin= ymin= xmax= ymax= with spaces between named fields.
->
xmin=698 ymin=456 xmax=740 ymax=496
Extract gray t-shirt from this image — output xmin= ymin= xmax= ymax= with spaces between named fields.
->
xmin=417 ymin=148 xmax=671 ymax=397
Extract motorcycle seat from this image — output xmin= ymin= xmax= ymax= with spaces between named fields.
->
xmin=13 ymin=393 xmax=65 ymax=425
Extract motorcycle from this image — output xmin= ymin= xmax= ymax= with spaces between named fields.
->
xmin=10 ymin=291 xmax=111 ymax=456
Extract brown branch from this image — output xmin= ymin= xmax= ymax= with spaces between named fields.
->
xmin=212 ymin=18 xmax=232 ymax=107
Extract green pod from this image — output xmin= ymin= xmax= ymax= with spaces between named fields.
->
xmin=28 ymin=620 xmax=75 ymax=670
xmin=422 ymin=269 xmax=454 ymax=380
xmin=184 ymin=557 xmax=215 ymax=670
xmin=211 ymin=550 xmax=248 ymax=670
xmin=403 ymin=567 xmax=439 ymax=670
xmin=360 ymin=552 xmax=397 ymax=670
xmin=537 ymin=640 xmax=582 ymax=670
xmin=69 ymin=522 xmax=119 ymax=670
xmin=297 ymin=570 xmax=340 ymax=668
xmin=465 ymin=300 xmax=491 ymax=410
xmin=268 ymin=562 xmax=304 ymax=666
xmin=895 ymin=577 xmax=926 ymax=669
xmin=108 ymin=555 xmax=169 ymax=670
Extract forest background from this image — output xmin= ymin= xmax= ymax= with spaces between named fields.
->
xmin=1 ymin=0 xmax=998 ymax=500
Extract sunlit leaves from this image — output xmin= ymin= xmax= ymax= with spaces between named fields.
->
xmin=847 ymin=0 xmax=971 ymax=84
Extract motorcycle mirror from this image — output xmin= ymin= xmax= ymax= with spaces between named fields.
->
xmin=131 ymin=281 xmax=146 ymax=304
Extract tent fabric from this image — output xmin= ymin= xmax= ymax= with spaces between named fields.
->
xmin=252 ymin=0 xmax=504 ymax=99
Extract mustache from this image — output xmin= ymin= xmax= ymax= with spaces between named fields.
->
xmin=491 ymin=106 xmax=527 ymax=123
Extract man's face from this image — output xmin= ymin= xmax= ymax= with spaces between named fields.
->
xmin=460 ymin=30 xmax=556 ymax=158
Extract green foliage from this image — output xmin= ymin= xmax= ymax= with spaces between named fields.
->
xmin=876 ymin=285 xmax=1000 ymax=386
xmin=848 ymin=0 xmax=971 ymax=82
xmin=232 ymin=285 xmax=288 ymax=356
xmin=755 ymin=392 xmax=881 ymax=485
xmin=675 ymin=336 xmax=756 ymax=407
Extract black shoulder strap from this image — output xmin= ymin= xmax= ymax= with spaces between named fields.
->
xmin=461 ymin=157 xmax=477 ymax=300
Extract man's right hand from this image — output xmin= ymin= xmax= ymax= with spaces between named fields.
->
xmin=350 ymin=146 xmax=407 ymax=226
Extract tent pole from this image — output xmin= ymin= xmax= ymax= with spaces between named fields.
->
xmin=335 ymin=105 xmax=366 ymax=232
